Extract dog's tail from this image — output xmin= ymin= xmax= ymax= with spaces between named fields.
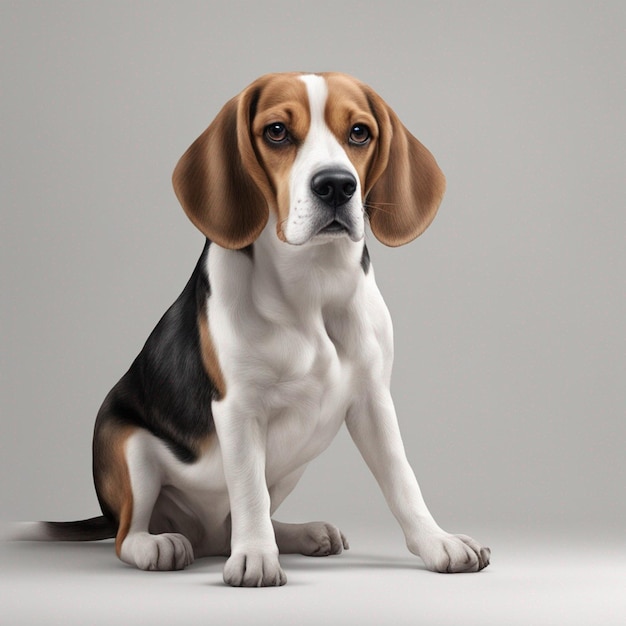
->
xmin=6 ymin=516 xmax=117 ymax=542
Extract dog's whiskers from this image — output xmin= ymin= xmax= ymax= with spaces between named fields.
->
xmin=363 ymin=202 xmax=397 ymax=216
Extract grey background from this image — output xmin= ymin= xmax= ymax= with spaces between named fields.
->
xmin=1 ymin=2 xmax=625 ymax=624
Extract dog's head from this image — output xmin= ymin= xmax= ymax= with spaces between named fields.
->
xmin=173 ymin=72 xmax=446 ymax=249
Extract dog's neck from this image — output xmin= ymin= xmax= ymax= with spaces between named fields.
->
xmin=252 ymin=216 xmax=366 ymax=312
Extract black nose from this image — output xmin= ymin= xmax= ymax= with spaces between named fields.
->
xmin=310 ymin=169 xmax=357 ymax=208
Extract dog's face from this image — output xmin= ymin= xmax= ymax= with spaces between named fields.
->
xmin=250 ymin=73 xmax=377 ymax=245
xmin=173 ymin=72 xmax=446 ymax=249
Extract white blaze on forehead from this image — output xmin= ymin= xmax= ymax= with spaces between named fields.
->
xmin=299 ymin=74 xmax=328 ymax=133
xmin=296 ymin=74 xmax=352 ymax=165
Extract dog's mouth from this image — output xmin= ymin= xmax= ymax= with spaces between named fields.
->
xmin=318 ymin=220 xmax=349 ymax=235
xmin=312 ymin=216 xmax=364 ymax=244
xmin=286 ymin=212 xmax=363 ymax=246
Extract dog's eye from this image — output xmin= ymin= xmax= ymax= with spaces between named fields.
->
xmin=264 ymin=123 xmax=289 ymax=144
xmin=349 ymin=124 xmax=370 ymax=145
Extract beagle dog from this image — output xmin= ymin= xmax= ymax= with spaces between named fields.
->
xmin=17 ymin=72 xmax=490 ymax=586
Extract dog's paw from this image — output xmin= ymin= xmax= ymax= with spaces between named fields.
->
xmin=297 ymin=521 xmax=349 ymax=556
xmin=120 ymin=532 xmax=194 ymax=571
xmin=223 ymin=550 xmax=287 ymax=587
xmin=409 ymin=531 xmax=490 ymax=573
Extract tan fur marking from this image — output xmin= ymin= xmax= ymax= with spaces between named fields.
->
xmin=198 ymin=308 xmax=226 ymax=399
xmin=93 ymin=422 xmax=136 ymax=557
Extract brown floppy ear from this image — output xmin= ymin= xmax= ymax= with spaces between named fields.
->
xmin=172 ymin=85 xmax=271 ymax=249
xmin=364 ymin=91 xmax=446 ymax=247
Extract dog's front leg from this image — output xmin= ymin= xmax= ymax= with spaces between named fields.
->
xmin=346 ymin=390 xmax=490 ymax=573
xmin=213 ymin=399 xmax=286 ymax=587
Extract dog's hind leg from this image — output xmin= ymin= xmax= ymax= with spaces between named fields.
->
xmin=272 ymin=520 xmax=349 ymax=556
xmin=94 ymin=420 xmax=193 ymax=571
xmin=268 ymin=467 xmax=349 ymax=557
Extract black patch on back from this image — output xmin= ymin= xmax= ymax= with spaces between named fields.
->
xmin=96 ymin=239 xmax=217 ymax=463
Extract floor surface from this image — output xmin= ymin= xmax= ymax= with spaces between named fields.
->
xmin=1 ymin=528 xmax=624 ymax=626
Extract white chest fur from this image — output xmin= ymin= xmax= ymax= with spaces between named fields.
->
xmin=206 ymin=227 xmax=391 ymax=486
